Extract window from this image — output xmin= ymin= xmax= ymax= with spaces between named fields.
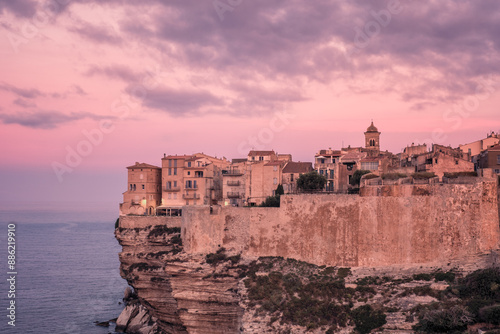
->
xmin=173 ymin=181 xmax=177 ymax=187
xmin=174 ymin=168 xmax=177 ymax=175
xmin=273 ymin=177 xmax=277 ymax=185
xmin=188 ymin=161 xmax=192 ymax=167
xmin=273 ymin=166 xmax=278 ymax=171
xmin=193 ymin=180 xmax=197 ymax=189
xmin=168 ymin=168 xmax=172 ymax=176
xmin=174 ymin=193 xmax=177 ymax=199
xmin=133 ymin=184 xmax=136 ymax=191
xmin=259 ymin=156 xmax=264 ymax=161
xmin=497 ymin=155 xmax=500 ymax=164
xmin=168 ymin=159 xmax=172 ymax=167
xmin=142 ymin=184 xmax=145 ymax=190
xmin=174 ymin=160 xmax=177 ymax=167
xmin=186 ymin=180 xmax=192 ymax=188
xmin=290 ymin=174 xmax=294 ymax=182
xmin=168 ymin=193 xmax=171 ymax=199
xmin=130 ymin=184 xmax=133 ymax=191
xmin=166 ymin=181 xmax=172 ymax=189
xmin=187 ymin=171 xmax=190 ymax=175
xmin=252 ymin=156 xmax=255 ymax=161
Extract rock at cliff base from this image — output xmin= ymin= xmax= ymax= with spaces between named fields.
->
xmin=115 ymin=303 xmax=139 ymax=332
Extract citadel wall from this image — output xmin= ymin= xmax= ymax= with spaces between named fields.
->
xmin=182 ymin=176 xmax=500 ymax=267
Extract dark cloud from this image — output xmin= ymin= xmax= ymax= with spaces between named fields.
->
xmin=85 ymin=65 xmax=141 ymax=82
xmin=0 ymin=110 xmax=113 ymax=129
xmin=110 ymin=1 xmax=500 ymax=105
xmin=0 ymin=83 xmax=44 ymax=99
xmin=70 ymin=24 xmax=122 ymax=45
xmin=0 ymin=0 xmax=37 ymax=18
xmin=130 ymin=86 xmax=225 ymax=116
xmin=13 ymin=98 xmax=36 ymax=108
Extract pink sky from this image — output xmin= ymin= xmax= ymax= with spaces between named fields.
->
xmin=1 ymin=0 xmax=500 ymax=204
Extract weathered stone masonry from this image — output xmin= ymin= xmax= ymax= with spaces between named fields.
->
xmin=181 ymin=177 xmax=500 ymax=268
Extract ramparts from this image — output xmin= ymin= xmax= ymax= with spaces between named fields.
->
xmin=182 ymin=176 xmax=500 ymax=267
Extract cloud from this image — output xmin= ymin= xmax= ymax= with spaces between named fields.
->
xmin=85 ymin=65 xmax=141 ymax=82
xmin=130 ymin=86 xmax=225 ymax=116
xmin=0 ymin=0 xmax=37 ymax=18
xmin=0 ymin=110 xmax=113 ymax=129
xmin=0 ymin=83 xmax=44 ymax=99
xmin=109 ymin=1 xmax=500 ymax=105
xmin=13 ymin=98 xmax=37 ymax=108
xmin=70 ymin=23 xmax=122 ymax=45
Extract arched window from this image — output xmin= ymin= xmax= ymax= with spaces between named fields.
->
xmin=369 ymin=139 xmax=376 ymax=147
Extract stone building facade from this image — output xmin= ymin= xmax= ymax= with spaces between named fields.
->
xmin=120 ymin=162 xmax=162 ymax=216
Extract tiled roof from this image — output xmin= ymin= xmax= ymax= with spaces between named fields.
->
xmin=232 ymin=158 xmax=247 ymax=163
xmin=282 ymin=162 xmax=313 ymax=173
xmin=488 ymin=144 xmax=500 ymax=151
xmin=127 ymin=162 xmax=160 ymax=169
xmin=340 ymin=151 xmax=367 ymax=162
xmin=248 ymin=150 xmax=275 ymax=156
xmin=162 ymin=155 xmax=192 ymax=159
xmin=264 ymin=161 xmax=283 ymax=166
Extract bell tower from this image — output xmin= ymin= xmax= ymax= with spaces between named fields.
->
xmin=364 ymin=121 xmax=380 ymax=154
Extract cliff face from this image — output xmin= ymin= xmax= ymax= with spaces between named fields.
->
xmin=115 ymin=222 xmax=500 ymax=334
xmin=115 ymin=225 xmax=243 ymax=334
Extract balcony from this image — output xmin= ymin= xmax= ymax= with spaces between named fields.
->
xmin=227 ymin=192 xmax=240 ymax=198
xmin=163 ymin=187 xmax=180 ymax=192
xmin=183 ymin=193 xmax=200 ymax=199
xmin=227 ymin=180 xmax=240 ymax=186
xmin=223 ymin=170 xmax=243 ymax=176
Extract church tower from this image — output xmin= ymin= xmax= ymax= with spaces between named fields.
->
xmin=364 ymin=121 xmax=380 ymax=154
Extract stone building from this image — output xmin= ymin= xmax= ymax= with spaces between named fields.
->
xmin=158 ymin=153 xmax=230 ymax=215
xmin=222 ymin=159 xmax=247 ymax=207
xmin=120 ymin=162 xmax=162 ymax=216
xmin=281 ymin=161 xmax=313 ymax=194
xmin=460 ymin=132 xmax=499 ymax=159
xmin=478 ymin=144 xmax=500 ymax=174
xmin=412 ymin=144 xmax=474 ymax=179
xmin=314 ymin=149 xmax=342 ymax=192
xmin=364 ymin=121 xmax=381 ymax=155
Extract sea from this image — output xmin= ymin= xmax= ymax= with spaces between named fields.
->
xmin=0 ymin=201 xmax=128 ymax=334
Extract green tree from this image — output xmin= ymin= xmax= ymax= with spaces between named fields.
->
xmin=259 ymin=184 xmax=284 ymax=207
xmin=350 ymin=170 xmax=371 ymax=186
xmin=276 ymin=184 xmax=284 ymax=195
xmin=297 ymin=171 xmax=327 ymax=192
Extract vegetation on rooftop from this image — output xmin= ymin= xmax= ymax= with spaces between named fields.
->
xmin=443 ymin=171 xmax=478 ymax=178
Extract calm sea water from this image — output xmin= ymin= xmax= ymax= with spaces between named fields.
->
xmin=0 ymin=202 xmax=128 ymax=334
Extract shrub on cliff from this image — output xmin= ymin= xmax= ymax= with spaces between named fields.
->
xmin=414 ymin=305 xmax=473 ymax=333
xmin=351 ymin=305 xmax=387 ymax=334
xmin=479 ymin=304 xmax=500 ymax=325
xmin=297 ymin=171 xmax=327 ymax=192
xmin=459 ymin=268 xmax=500 ymax=300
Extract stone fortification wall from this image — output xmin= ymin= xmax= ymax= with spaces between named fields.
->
xmin=119 ymin=215 xmax=182 ymax=229
xmin=182 ymin=177 xmax=500 ymax=267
